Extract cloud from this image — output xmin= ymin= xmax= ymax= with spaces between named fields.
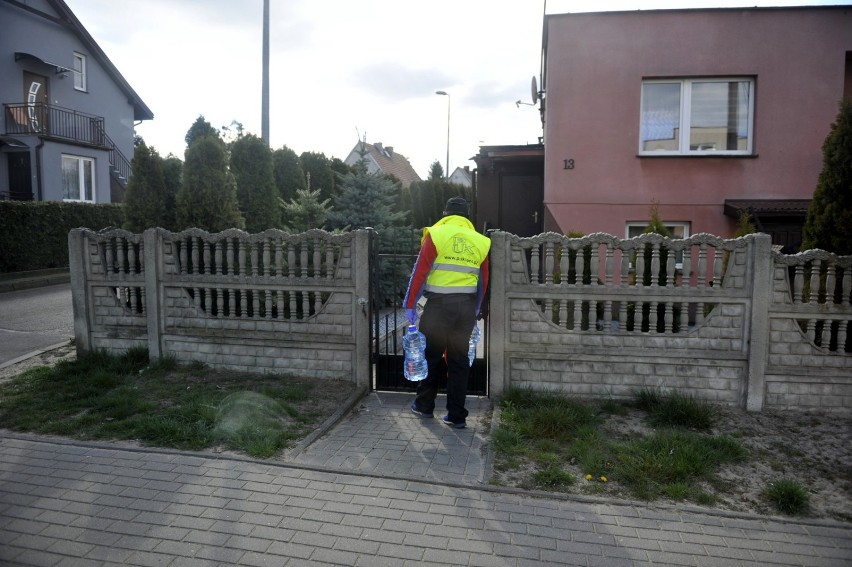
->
xmin=353 ymin=63 xmax=454 ymax=102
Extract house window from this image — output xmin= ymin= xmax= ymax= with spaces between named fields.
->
xmin=73 ymin=52 xmax=87 ymax=91
xmin=62 ymin=155 xmax=95 ymax=202
xmin=639 ymin=78 xmax=754 ymax=155
xmin=627 ymin=222 xmax=690 ymax=268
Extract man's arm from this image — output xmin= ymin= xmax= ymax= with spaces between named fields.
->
xmin=403 ymin=235 xmax=437 ymax=310
xmin=476 ymin=256 xmax=489 ymax=316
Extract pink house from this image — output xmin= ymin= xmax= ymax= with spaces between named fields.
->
xmin=539 ymin=6 xmax=852 ymax=251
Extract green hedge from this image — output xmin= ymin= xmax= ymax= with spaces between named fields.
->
xmin=0 ymin=201 xmax=124 ymax=273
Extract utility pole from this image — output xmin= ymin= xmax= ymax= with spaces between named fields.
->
xmin=261 ymin=0 xmax=270 ymax=145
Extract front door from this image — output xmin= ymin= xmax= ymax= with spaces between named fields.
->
xmin=500 ymin=174 xmax=543 ymax=237
xmin=7 ymin=152 xmax=33 ymax=200
xmin=22 ymin=72 xmax=48 ymax=132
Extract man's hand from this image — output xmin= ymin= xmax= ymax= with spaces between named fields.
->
xmin=406 ymin=308 xmax=418 ymax=324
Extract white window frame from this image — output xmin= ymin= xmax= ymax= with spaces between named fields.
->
xmin=62 ymin=155 xmax=95 ymax=202
xmin=639 ymin=77 xmax=754 ymax=156
xmin=73 ymin=52 xmax=87 ymax=92
xmin=626 ymin=222 xmax=690 ymax=269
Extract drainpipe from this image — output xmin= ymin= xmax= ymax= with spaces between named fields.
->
xmin=34 ymin=138 xmax=44 ymax=201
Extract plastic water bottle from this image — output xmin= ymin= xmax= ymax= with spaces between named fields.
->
xmin=403 ymin=325 xmax=428 ymax=381
xmin=468 ymin=324 xmax=481 ymax=367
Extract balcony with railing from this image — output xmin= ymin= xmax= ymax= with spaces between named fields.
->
xmin=3 ymin=102 xmax=131 ymax=183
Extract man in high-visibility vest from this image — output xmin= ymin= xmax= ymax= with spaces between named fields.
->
xmin=404 ymin=197 xmax=491 ymax=429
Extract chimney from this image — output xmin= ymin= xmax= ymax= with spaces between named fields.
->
xmin=386 ymin=146 xmax=393 ymax=156
xmin=374 ymin=142 xmax=383 ymax=152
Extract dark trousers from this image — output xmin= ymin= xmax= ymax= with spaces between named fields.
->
xmin=414 ymin=294 xmax=477 ymax=423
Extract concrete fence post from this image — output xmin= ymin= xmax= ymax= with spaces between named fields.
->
xmin=68 ymin=229 xmax=92 ymax=356
xmin=488 ymin=231 xmax=508 ymax=398
xmin=353 ymin=230 xmax=372 ymax=390
xmin=745 ymin=233 xmax=773 ymax=411
xmin=143 ymin=228 xmax=164 ymax=361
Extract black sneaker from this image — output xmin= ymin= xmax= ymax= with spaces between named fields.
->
xmin=442 ymin=415 xmax=466 ymax=429
xmin=410 ymin=402 xmax=433 ymax=418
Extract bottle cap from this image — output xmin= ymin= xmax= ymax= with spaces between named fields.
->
xmin=408 ymin=325 xmax=417 ymax=332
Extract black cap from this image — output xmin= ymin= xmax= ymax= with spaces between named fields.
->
xmin=443 ymin=197 xmax=469 ymax=217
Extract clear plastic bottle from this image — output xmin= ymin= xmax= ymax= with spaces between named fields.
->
xmin=403 ymin=325 xmax=428 ymax=381
xmin=468 ymin=324 xmax=481 ymax=367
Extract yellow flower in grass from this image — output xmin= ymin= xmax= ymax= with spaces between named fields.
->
xmin=585 ymin=474 xmax=592 ymax=481
xmin=600 ymin=476 xmax=608 ymax=483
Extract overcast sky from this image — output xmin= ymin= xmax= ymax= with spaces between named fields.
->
xmin=63 ymin=0 xmax=846 ymax=179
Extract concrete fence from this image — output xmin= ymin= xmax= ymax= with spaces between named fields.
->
xmin=69 ymin=228 xmax=852 ymax=412
xmin=69 ymin=227 xmax=372 ymax=389
xmin=486 ymin=231 xmax=852 ymax=412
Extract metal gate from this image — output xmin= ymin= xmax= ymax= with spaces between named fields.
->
xmin=369 ymin=229 xmax=487 ymax=395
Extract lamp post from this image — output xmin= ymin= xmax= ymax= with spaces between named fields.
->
xmin=435 ymin=90 xmax=450 ymax=180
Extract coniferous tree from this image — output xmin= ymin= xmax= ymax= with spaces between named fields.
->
xmin=328 ymin=170 xmax=413 ymax=304
xmin=330 ymin=157 xmax=354 ymax=178
xmin=733 ymin=210 xmax=756 ymax=238
xmin=326 ymin=170 xmax=407 ymax=231
xmin=175 ymin=137 xmax=244 ymax=231
xmin=300 ymin=151 xmax=336 ymax=203
xmin=160 ymin=155 xmax=182 ymax=230
xmin=802 ymin=99 xmax=852 ymax=255
xmin=184 ymin=115 xmax=220 ymax=147
xmin=407 ymin=174 xmax=473 ymax=228
xmin=281 ymin=188 xmax=332 ymax=232
xmin=272 ymin=146 xmax=306 ymax=205
xmin=230 ymin=134 xmax=280 ymax=232
xmin=123 ymin=140 xmax=169 ymax=232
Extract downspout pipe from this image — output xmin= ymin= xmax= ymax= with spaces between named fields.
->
xmin=34 ymin=138 xmax=44 ymax=201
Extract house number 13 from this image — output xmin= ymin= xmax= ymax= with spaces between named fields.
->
xmin=563 ymin=159 xmax=575 ymax=169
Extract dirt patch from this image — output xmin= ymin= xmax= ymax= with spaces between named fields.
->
xmin=491 ymin=404 xmax=852 ymax=523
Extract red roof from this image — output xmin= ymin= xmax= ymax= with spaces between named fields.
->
xmin=345 ymin=142 xmax=422 ymax=188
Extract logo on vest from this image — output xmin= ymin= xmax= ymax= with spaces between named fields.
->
xmin=452 ymin=236 xmax=475 ymax=255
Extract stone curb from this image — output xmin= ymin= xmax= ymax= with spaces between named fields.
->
xmin=285 ymin=383 xmax=369 ymax=459
xmin=0 ymin=271 xmax=70 ymax=293
xmin=0 ymin=340 xmax=73 ymax=372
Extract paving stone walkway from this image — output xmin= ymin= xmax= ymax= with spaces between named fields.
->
xmin=290 ymin=392 xmax=490 ymax=486
xmin=2 ymin=426 xmax=851 ymax=565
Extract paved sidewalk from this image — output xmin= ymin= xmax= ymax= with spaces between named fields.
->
xmin=1 ymin=434 xmax=851 ymax=566
xmin=290 ymin=392 xmax=490 ymax=486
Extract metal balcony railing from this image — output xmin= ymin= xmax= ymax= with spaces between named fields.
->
xmin=3 ymin=102 xmax=132 ymax=183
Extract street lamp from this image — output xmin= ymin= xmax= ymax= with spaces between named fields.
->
xmin=435 ymin=90 xmax=450 ymax=180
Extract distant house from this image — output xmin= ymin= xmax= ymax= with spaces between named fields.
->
xmin=535 ymin=6 xmax=852 ymax=252
xmin=448 ymin=166 xmax=472 ymax=188
xmin=343 ymin=141 xmax=421 ymax=188
xmin=1 ymin=0 xmax=153 ymax=203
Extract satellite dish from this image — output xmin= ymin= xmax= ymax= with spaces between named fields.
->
xmin=531 ymin=76 xmax=539 ymax=104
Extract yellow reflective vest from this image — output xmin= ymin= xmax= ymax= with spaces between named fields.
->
xmin=423 ymin=215 xmax=491 ymax=294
